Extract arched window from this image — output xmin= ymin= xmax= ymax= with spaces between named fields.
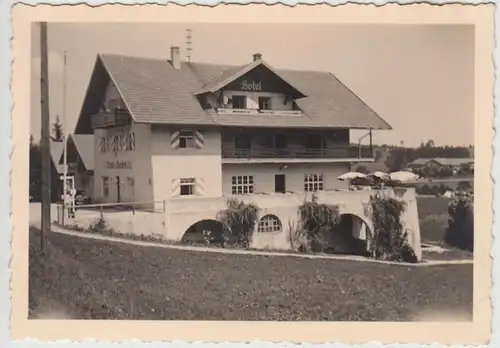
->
xmin=257 ymin=215 xmax=282 ymax=233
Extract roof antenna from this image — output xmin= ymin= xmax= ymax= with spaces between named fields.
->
xmin=185 ymin=28 xmax=192 ymax=62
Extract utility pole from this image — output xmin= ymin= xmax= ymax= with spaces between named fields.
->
xmin=40 ymin=22 xmax=51 ymax=252
xmin=62 ymin=50 xmax=68 ymax=226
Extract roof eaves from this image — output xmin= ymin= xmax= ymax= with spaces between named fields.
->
xmin=327 ymin=72 xmax=392 ymax=131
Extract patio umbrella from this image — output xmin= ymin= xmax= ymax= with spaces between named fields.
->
xmin=369 ymin=171 xmax=389 ymax=179
xmin=389 ymin=171 xmax=419 ymax=183
xmin=337 ymin=172 xmax=368 ymax=181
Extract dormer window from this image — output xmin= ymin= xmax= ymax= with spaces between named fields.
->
xmin=258 ymin=97 xmax=272 ymax=110
xmin=232 ymin=95 xmax=246 ymax=109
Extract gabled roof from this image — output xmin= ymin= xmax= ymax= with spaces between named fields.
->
xmin=50 ymin=141 xmax=65 ymax=174
xmin=433 ymin=157 xmax=474 ymax=166
xmin=58 ymin=134 xmax=94 ymax=171
xmin=75 ymin=53 xmax=392 ymax=134
xmin=196 ymin=59 xmax=307 ymax=98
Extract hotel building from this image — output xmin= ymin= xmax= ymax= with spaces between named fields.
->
xmin=74 ymin=47 xmax=392 ymax=205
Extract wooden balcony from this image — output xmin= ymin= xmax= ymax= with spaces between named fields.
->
xmin=91 ymin=109 xmax=131 ymax=129
xmin=221 ymin=146 xmax=373 ymax=160
xmin=216 ymin=108 xmax=303 ymax=117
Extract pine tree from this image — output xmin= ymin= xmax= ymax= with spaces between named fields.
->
xmin=51 ymin=115 xmax=64 ymax=142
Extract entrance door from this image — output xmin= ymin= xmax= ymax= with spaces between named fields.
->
xmin=274 ymin=174 xmax=286 ymax=193
xmin=116 ymin=176 xmax=121 ymax=203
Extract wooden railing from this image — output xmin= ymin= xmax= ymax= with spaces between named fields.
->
xmin=216 ymin=108 xmax=303 ymax=117
xmin=91 ymin=109 xmax=131 ymax=129
xmin=221 ymin=146 xmax=373 ymax=159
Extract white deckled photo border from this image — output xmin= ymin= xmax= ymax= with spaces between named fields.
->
xmin=1 ymin=1 xmax=497 ymax=347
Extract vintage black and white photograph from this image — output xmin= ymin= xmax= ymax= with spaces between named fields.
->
xmin=22 ymin=11 xmax=486 ymax=329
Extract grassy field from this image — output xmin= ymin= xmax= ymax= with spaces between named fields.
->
xmin=29 ymin=228 xmax=473 ymax=321
xmin=417 ymin=196 xmax=451 ymax=243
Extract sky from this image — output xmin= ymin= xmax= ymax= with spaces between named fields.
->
xmin=30 ymin=23 xmax=474 ymax=147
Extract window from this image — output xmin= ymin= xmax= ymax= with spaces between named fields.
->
xmin=102 ymin=176 xmax=109 ymax=197
xmin=125 ymin=133 xmax=136 ymax=151
xmin=258 ymin=215 xmax=282 ymax=233
xmin=232 ymin=95 xmax=246 ymax=109
xmin=306 ymin=134 xmax=325 ymax=150
xmin=127 ymin=177 xmax=135 ymax=196
xmin=258 ymin=97 xmax=272 ymax=110
xmin=274 ymin=134 xmax=287 ymax=149
xmin=234 ymin=134 xmax=251 ymax=150
xmin=98 ymin=137 xmax=108 ymax=153
xmin=304 ymin=174 xmax=324 ymax=192
xmin=231 ymin=176 xmax=254 ymax=194
xmin=179 ymin=130 xmax=196 ymax=149
xmin=180 ymin=178 xmax=196 ymax=196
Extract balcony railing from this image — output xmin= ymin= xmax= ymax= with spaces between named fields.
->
xmin=91 ymin=109 xmax=130 ymax=129
xmin=221 ymin=146 xmax=373 ymax=159
xmin=216 ymin=108 xmax=303 ymax=117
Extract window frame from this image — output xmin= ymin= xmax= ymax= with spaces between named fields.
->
xmin=178 ymin=130 xmax=196 ymax=149
xmin=179 ymin=178 xmax=196 ymax=196
xmin=257 ymin=215 xmax=283 ymax=233
xmin=102 ymin=176 xmax=110 ymax=197
xmin=258 ymin=96 xmax=272 ymax=110
xmin=231 ymin=175 xmax=255 ymax=195
xmin=304 ymin=174 xmax=324 ymax=192
xmin=231 ymin=95 xmax=247 ymax=109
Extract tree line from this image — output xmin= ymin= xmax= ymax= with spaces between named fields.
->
xmin=29 ymin=116 xmax=64 ymax=200
xmin=378 ymin=140 xmax=472 ymax=173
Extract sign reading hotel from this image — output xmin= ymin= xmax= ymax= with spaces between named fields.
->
xmin=104 ymin=160 xmax=132 ymax=169
xmin=240 ymin=80 xmax=262 ymax=91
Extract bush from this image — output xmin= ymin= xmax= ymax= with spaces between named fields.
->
xmin=367 ymin=193 xmax=417 ymax=263
xmin=446 ymin=194 xmax=474 ymax=251
xmin=295 ymin=195 xmax=341 ymax=252
xmin=88 ymin=216 xmax=111 ymax=233
xmin=216 ymin=198 xmax=260 ymax=248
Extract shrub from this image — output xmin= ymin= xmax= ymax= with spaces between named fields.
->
xmin=446 ymin=194 xmax=474 ymax=251
xmin=88 ymin=216 xmax=111 ymax=233
xmin=295 ymin=195 xmax=341 ymax=252
xmin=216 ymin=198 xmax=260 ymax=248
xmin=367 ymin=192 xmax=417 ymax=263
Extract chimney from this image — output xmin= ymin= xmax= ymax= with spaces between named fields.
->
xmin=253 ymin=53 xmax=262 ymax=61
xmin=170 ymin=46 xmax=181 ymax=70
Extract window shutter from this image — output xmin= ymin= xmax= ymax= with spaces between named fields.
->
xmin=195 ymin=178 xmax=205 ymax=196
xmin=194 ymin=131 xmax=204 ymax=149
xmin=171 ymin=178 xmax=181 ymax=197
xmin=171 ymin=131 xmax=180 ymax=149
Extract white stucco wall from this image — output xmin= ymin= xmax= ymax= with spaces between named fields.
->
xmin=93 ymin=123 xmax=153 ymax=204
xmin=150 ymin=126 xmax=223 ymax=204
xmin=221 ymin=162 xmax=350 ymax=194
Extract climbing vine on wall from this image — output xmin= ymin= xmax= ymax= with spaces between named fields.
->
xmin=367 ymin=192 xmax=418 ymax=263
xmin=295 ymin=195 xmax=341 ymax=252
xmin=216 ymin=198 xmax=260 ymax=248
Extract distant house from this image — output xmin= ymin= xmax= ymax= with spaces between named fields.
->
xmin=407 ymin=157 xmax=474 ymax=174
xmin=58 ymin=134 xmax=95 ymax=197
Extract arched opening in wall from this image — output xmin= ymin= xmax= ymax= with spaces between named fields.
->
xmin=181 ymin=219 xmax=225 ymax=245
xmin=257 ymin=214 xmax=282 ymax=233
xmin=324 ymin=214 xmax=372 ymax=256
